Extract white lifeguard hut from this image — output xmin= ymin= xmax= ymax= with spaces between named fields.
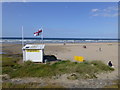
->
xmin=22 ymin=44 xmax=45 ymax=62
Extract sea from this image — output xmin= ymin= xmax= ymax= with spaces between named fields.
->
xmin=0 ymin=37 xmax=119 ymax=44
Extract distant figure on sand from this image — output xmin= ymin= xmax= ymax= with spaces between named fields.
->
xmin=63 ymin=41 xmax=66 ymax=45
xmin=99 ymin=47 xmax=102 ymax=51
xmin=83 ymin=45 xmax=87 ymax=48
xmin=108 ymin=61 xmax=113 ymax=67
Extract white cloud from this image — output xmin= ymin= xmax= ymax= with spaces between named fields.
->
xmin=91 ymin=6 xmax=118 ymax=17
xmin=91 ymin=9 xmax=99 ymax=12
xmin=103 ymin=6 xmax=118 ymax=12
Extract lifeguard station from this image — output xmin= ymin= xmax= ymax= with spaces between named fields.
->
xmin=22 ymin=44 xmax=45 ymax=62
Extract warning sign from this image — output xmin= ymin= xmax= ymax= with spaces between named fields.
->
xmin=74 ymin=56 xmax=84 ymax=62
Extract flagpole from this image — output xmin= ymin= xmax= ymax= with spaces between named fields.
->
xmin=22 ymin=26 xmax=24 ymax=47
xmin=41 ymin=27 xmax=44 ymax=44
xmin=42 ymin=28 xmax=44 ymax=44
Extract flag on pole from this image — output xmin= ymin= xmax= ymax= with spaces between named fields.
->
xmin=34 ymin=29 xmax=42 ymax=36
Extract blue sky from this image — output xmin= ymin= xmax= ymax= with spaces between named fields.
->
xmin=2 ymin=2 xmax=118 ymax=38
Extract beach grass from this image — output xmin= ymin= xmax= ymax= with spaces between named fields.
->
xmin=2 ymin=82 xmax=65 ymax=88
xmin=2 ymin=54 xmax=22 ymax=75
xmin=2 ymin=82 xmax=40 ymax=88
xmin=2 ymin=54 xmax=114 ymax=79
xmin=2 ymin=54 xmax=21 ymax=67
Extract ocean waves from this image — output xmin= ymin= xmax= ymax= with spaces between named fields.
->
xmin=0 ymin=39 xmax=118 ymax=44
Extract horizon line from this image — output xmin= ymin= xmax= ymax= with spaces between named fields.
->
xmin=1 ymin=37 xmax=119 ymax=40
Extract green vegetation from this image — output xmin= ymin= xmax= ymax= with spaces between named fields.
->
xmin=2 ymin=54 xmax=22 ymax=75
xmin=1 ymin=54 xmax=116 ymax=88
xmin=2 ymin=54 xmax=21 ymax=67
xmin=2 ymin=82 xmax=38 ymax=88
xmin=2 ymin=82 xmax=65 ymax=88
xmin=2 ymin=54 xmax=114 ymax=79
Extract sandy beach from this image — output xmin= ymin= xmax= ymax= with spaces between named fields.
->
xmin=2 ymin=43 xmax=119 ymax=79
xmin=2 ymin=2 xmax=119 ymax=88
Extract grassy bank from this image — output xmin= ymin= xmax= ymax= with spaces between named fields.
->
xmin=1 ymin=54 xmax=22 ymax=75
xmin=2 ymin=54 xmax=114 ymax=79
